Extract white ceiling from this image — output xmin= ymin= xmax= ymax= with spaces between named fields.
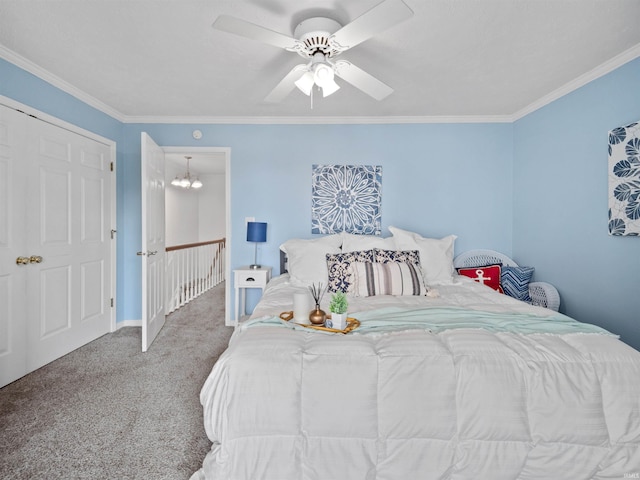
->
xmin=0 ymin=0 xmax=639 ymax=122
xmin=166 ymin=152 xmax=226 ymax=175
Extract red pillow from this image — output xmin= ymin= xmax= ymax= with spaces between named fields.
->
xmin=457 ymin=264 xmax=504 ymax=293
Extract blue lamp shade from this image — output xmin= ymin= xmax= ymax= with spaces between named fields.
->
xmin=246 ymin=222 xmax=267 ymax=243
xmin=247 ymin=222 xmax=267 ymax=268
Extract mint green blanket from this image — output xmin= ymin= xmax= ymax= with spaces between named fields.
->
xmin=242 ymin=306 xmax=614 ymax=337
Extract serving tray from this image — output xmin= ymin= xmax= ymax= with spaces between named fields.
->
xmin=279 ymin=311 xmax=360 ymax=334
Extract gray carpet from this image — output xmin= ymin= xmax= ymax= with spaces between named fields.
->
xmin=0 ymin=282 xmax=232 ymax=480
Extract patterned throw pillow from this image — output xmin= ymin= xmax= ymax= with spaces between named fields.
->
xmin=456 ymin=264 xmax=504 ymax=293
xmin=501 ymin=266 xmax=534 ymax=302
xmin=326 ymin=250 xmax=375 ymax=293
xmin=373 ymin=248 xmax=421 ymax=266
xmin=351 ymin=261 xmax=427 ymax=297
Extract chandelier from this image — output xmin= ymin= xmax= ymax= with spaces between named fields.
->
xmin=171 ymin=156 xmax=203 ymax=189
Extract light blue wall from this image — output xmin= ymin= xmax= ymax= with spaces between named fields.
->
xmin=0 ymin=58 xmax=128 ymax=323
xmin=513 ymin=57 xmax=640 ymax=349
xmin=2 ymin=55 xmax=638 ymax=349
xmin=125 ymin=122 xmax=514 ymax=316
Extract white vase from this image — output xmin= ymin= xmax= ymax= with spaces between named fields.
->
xmin=328 ymin=312 xmax=347 ymax=330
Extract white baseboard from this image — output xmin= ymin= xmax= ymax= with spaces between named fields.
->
xmin=116 ymin=319 xmax=142 ymax=329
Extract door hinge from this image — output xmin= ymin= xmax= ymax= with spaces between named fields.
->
xmin=110 ymin=229 xmax=117 ymax=239
xmin=110 ymin=161 xmax=114 ymax=172
xmin=110 ymin=298 xmax=114 ymax=308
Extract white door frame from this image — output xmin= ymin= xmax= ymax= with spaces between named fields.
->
xmin=163 ymin=146 xmax=231 ymax=325
xmin=0 ymin=95 xmax=117 ymax=332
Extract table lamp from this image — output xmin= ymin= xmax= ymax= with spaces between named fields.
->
xmin=246 ymin=221 xmax=267 ymax=269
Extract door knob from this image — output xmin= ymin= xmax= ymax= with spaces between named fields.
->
xmin=16 ymin=256 xmax=30 ymax=265
xmin=29 ymin=255 xmax=43 ymax=264
xmin=149 ymin=250 xmax=158 ymax=256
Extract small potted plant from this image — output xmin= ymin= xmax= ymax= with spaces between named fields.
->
xmin=328 ymin=291 xmax=348 ymax=330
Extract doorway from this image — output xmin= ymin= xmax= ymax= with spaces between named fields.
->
xmin=163 ymin=147 xmax=231 ymax=325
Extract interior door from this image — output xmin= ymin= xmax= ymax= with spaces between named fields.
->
xmin=26 ymin=118 xmax=112 ymax=370
xmin=140 ymin=133 xmax=166 ymax=352
xmin=0 ymin=103 xmax=112 ymax=387
xmin=0 ymin=106 xmax=28 ymax=387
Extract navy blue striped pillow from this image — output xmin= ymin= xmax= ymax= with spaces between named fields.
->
xmin=501 ymin=266 xmax=534 ymax=302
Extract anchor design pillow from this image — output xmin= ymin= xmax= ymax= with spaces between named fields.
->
xmin=456 ymin=264 xmax=504 ymax=293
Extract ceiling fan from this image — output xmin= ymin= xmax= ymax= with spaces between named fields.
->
xmin=212 ymin=0 xmax=414 ymax=103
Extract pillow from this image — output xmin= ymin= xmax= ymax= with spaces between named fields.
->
xmin=373 ymin=248 xmax=421 ymax=266
xmin=341 ymin=232 xmax=395 ymax=253
xmin=351 ymin=261 xmax=427 ymax=297
xmin=388 ymin=226 xmax=457 ymax=285
xmin=280 ymin=234 xmax=342 ymax=286
xmin=457 ymin=264 xmax=504 ymax=293
xmin=501 ymin=265 xmax=534 ymax=302
xmin=326 ymin=249 xmax=375 ymax=293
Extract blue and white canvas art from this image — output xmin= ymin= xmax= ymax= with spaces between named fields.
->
xmin=608 ymin=121 xmax=640 ymax=236
xmin=311 ymin=164 xmax=382 ymax=235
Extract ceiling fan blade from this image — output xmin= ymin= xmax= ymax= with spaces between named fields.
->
xmin=330 ymin=0 xmax=413 ymax=51
xmin=213 ymin=15 xmax=301 ymax=50
xmin=333 ymin=60 xmax=393 ymax=101
xmin=264 ymin=64 xmax=309 ymax=103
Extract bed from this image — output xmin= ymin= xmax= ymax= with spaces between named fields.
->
xmin=192 ymin=228 xmax=640 ymax=480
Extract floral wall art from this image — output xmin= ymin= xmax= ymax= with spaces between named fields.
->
xmin=311 ymin=164 xmax=382 ymax=235
xmin=608 ymin=121 xmax=640 ymax=236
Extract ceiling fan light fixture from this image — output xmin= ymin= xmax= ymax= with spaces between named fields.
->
xmin=294 ymin=71 xmax=315 ymax=96
xmin=321 ymin=78 xmax=340 ymax=97
xmin=215 ymin=1 xmax=415 ymax=104
xmin=313 ymin=63 xmax=334 ymax=86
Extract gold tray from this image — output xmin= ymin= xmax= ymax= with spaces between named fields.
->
xmin=279 ymin=311 xmax=360 ymax=334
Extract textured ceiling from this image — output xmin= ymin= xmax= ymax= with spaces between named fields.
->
xmin=1 ymin=0 xmax=639 ymax=121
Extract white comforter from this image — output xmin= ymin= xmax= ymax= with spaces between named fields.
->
xmin=192 ymin=275 xmax=640 ymax=480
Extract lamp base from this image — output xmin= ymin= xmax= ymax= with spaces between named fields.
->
xmin=249 ymin=264 xmax=261 ymax=269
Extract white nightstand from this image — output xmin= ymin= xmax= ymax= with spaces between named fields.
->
xmin=234 ymin=266 xmax=272 ymax=326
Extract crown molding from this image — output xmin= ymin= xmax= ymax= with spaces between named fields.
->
xmin=2 ymin=42 xmax=639 ymax=126
xmin=512 ymin=42 xmax=640 ymax=121
xmin=122 ymin=114 xmax=514 ymax=125
xmin=0 ymin=45 xmax=127 ymax=122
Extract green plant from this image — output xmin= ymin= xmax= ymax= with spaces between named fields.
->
xmin=329 ymin=291 xmax=348 ymax=314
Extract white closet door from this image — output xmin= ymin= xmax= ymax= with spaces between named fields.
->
xmin=0 ymin=106 xmax=29 ymax=387
xmin=0 ymin=104 xmax=112 ymax=387
xmin=25 ymin=118 xmax=112 ymax=370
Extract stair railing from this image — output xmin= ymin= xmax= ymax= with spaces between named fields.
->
xmin=165 ymin=238 xmax=226 ymax=314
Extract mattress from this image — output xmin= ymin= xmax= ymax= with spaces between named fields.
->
xmin=192 ymin=274 xmax=640 ymax=479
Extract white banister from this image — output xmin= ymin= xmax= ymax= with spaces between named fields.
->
xmin=166 ymin=238 xmax=226 ymax=314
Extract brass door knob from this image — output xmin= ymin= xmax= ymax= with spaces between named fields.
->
xmin=29 ymin=255 xmax=43 ymax=264
xmin=16 ymin=256 xmax=30 ymax=265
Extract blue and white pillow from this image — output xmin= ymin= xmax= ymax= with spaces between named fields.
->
xmin=501 ymin=266 xmax=534 ymax=302
xmin=326 ymin=249 xmax=375 ymax=293
xmin=373 ymin=248 xmax=421 ymax=266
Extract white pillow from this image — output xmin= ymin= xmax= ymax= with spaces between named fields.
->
xmin=341 ymin=232 xmax=395 ymax=252
xmin=388 ymin=226 xmax=457 ymax=285
xmin=280 ymin=234 xmax=342 ymax=286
